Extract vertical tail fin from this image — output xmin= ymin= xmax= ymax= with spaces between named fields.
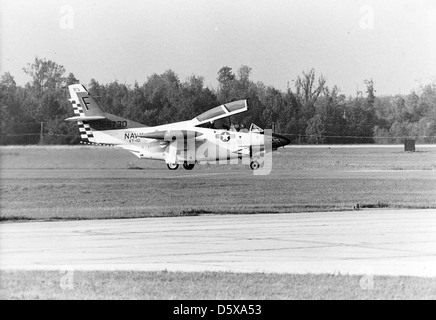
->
xmin=67 ymin=84 xmax=106 ymax=120
xmin=65 ymin=84 xmax=147 ymax=144
xmin=66 ymin=84 xmax=106 ymax=143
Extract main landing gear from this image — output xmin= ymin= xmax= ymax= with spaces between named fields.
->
xmin=167 ymin=163 xmax=179 ymax=170
xmin=183 ymin=162 xmax=195 ymax=170
xmin=166 ymin=162 xmax=195 ymax=170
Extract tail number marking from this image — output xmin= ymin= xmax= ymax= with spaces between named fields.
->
xmin=98 ymin=120 xmax=128 ymax=128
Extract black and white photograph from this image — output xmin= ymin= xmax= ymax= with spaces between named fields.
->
xmin=0 ymin=0 xmax=436 ymax=303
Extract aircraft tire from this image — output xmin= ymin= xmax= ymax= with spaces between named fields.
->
xmin=250 ymin=161 xmax=260 ymax=170
xmin=167 ymin=163 xmax=179 ymax=170
xmin=183 ymin=163 xmax=195 ymax=170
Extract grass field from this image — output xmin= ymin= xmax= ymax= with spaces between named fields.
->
xmin=1 ymin=270 xmax=435 ymax=300
xmin=1 ymin=145 xmax=436 ymax=221
xmin=1 ymin=145 xmax=436 ymax=300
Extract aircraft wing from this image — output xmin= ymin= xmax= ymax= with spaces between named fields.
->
xmin=113 ymin=144 xmax=145 ymax=158
xmin=138 ymin=130 xmax=203 ymax=140
xmin=192 ymin=100 xmax=248 ymax=126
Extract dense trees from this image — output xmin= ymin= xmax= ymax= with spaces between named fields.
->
xmin=1 ymin=57 xmax=435 ymax=144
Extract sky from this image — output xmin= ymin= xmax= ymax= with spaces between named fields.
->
xmin=1 ymin=0 xmax=436 ymax=96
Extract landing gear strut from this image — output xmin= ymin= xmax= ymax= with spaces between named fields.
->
xmin=183 ymin=162 xmax=195 ymax=170
xmin=167 ymin=163 xmax=179 ymax=170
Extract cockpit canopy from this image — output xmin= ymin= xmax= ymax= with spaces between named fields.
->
xmin=196 ymin=106 xmax=226 ymax=122
xmin=195 ymin=100 xmax=247 ymax=124
xmin=249 ymin=123 xmax=263 ymax=132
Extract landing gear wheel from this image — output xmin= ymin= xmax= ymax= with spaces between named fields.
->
xmin=183 ymin=162 xmax=195 ymax=170
xmin=167 ymin=163 xmax=179 ymax=170
xmin=250 ymin=161 xmax=260 ymax=170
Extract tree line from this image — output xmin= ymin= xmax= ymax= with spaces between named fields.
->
xmin=1 ymin=57 xmax=435 ymax=145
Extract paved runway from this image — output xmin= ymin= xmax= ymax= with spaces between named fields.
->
xmin=1 ymin=210 xmax=436 ymax=277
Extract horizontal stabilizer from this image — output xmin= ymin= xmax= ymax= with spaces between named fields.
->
xmin=65 ymin=116 xmax=106 ymax=122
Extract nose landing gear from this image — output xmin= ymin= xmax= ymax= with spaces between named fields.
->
xmin=250 ymin=161 xmax=260 ymax=170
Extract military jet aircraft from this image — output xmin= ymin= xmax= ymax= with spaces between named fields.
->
xmin=65 ymin=84 xmax=290 ymax=170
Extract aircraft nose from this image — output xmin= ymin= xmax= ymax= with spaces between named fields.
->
xmin=271 ymin=133 xmax=290 ymax=149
